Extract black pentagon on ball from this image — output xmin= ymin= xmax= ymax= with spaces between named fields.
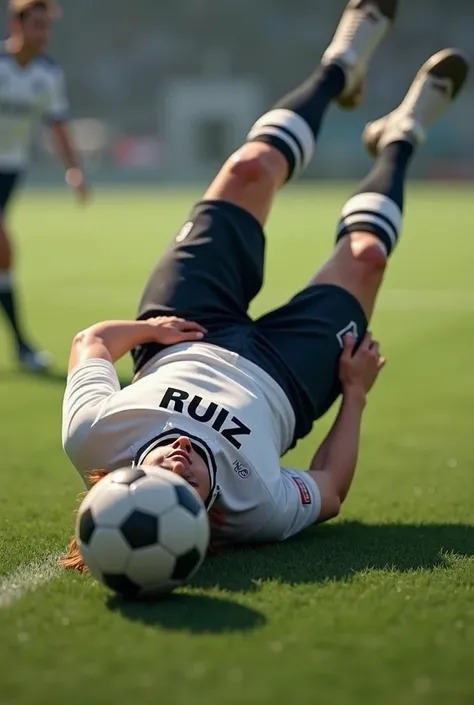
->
xmin=174 ymin=483 xmax=202 ymax=517
xmin=78 ymin=507 xmax=96 ymax=545
xmin=103 ymin=573 xmax=142 ymax=600
xmin=172 ymin=548 xmax=202 ymax=581
xmin=120 ymin=510 xmax=158 ymax=549
xmin=110 ymin=467 xmax=146 ymax=486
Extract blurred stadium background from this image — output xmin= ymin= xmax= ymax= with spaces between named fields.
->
xmin=1 ymin=0 xmax=473 ymax=186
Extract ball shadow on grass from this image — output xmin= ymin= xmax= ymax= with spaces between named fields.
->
xmin=107 ymin=591 xmax=266 ymax=634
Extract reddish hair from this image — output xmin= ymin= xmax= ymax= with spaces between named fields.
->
xmin=59 ymin=470 xmax=225 ymax=572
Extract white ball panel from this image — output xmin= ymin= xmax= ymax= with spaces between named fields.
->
xmin=78 ymin=473 xmax=114 ymax=512
xmin=89 ymin=483 xmax=133 ymax=526
xmin=79 ymin=544 xmax=104 ymax=582
xmin=127 ymin=545 xmax=176 ymax=588
xmin=160 ymin=505 xmax=201 ymax=556
xmin=130 ymin=474 xmax=177 ymax=515
xmin=87 ymin=528 xmax=131 ymax=573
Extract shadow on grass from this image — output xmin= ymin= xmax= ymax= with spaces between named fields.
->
xmin=107 ymin=521 xmax=472 ymax=633
xmin=107 ymin=592 xmax=265 ymax=634
xmin=193 ymin=521 xmax=474 ymax=593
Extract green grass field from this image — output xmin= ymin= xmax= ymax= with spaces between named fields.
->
xmin=1 ymin=185 xmax=474 ymax=705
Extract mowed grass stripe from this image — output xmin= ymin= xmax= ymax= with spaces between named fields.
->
xmin=0 ymin=553 xmax=62 ymax=609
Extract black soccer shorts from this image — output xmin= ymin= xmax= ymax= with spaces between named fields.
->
xmin=132 ymin=200 xmax=368 ymax=444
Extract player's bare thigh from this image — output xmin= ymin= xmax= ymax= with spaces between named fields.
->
xmin=310 ymin=231 xmax=388 ymax=320
xmin=203 ymin=143 xmax=288 ymax=227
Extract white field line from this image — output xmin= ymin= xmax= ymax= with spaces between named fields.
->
xmin=0 ymin=553 xmax=63 ymax=609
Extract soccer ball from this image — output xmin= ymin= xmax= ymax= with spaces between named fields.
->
xmin=76 ymin=467 xmax=210 ymax=599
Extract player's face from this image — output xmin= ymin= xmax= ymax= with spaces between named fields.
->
xmin=141 ymin=436 xmax=211 ymax=504
xmin=20 ymin=8 xmax=51 ymax=54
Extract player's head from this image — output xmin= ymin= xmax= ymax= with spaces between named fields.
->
xmin=134 ymin=434 xmax=220 ymax=510
xmin=9 ymin=0 xmax=59 ymax=54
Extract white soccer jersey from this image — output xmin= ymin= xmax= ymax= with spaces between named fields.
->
xmin=0 ymin=49 xmax=69 ymax=170
xmin=62 ymin=342 xmax=322 ymax=544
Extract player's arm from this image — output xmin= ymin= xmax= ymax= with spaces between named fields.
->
xmin=308 ymin=333 xmax=385 ymax=522
xmin=49 ymin=120 xmax=87 ymax=200
xmin=64 ymin=317 xmax=207 ymax=471
xmin=68 ymin=318 xmax=207 ymax=372
xmin=45 ymin=65 xmax=88 ymax=202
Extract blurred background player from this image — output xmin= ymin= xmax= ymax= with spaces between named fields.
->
xmin=0 ymin=0 xmax=88 ymax=373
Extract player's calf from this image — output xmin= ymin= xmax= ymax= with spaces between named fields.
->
xmin=204 ymin=63 xmax=354 ymax=225
xmin=204 ymin=64 xmax=339 ymax=220
xmin=313 ymin=139 xmax=411 ymax=318
xmin=204 ymin=75 xmax=327 ymax=225
xmin=336 ymin=140 xmax=411 ymax=260
xmin=313 ymin=48 xmax=470 ymax=320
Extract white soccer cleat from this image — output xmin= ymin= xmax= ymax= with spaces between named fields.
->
xmin=322 ymin=0 xmax=398 ymax=108
xmin=18 ymin=345 xmax=53 ymax=374
xmin=363 ymin=49 xmax=471 ymax=155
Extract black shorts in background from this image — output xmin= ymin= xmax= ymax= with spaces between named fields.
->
xmin=0 ymin=172 xmax=21 ymax=214
xmin=132 ymin=200 xmax=368 ymax=445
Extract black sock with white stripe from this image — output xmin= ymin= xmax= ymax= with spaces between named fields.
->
xmin=247 ymin=63 xmax=346 ymax=181
xmin=336 ymin=140 xmax=415 ymax=256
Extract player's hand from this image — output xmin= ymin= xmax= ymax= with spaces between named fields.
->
xmin=339 ymin=332 xmax=386 ymax=395
xmin=66 ymin=168 xmax=90 ymax=204
xmin=144 ymin=317 xmax=208 ymax=345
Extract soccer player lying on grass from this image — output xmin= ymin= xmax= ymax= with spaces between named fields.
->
xmin=61 ymin=0 xmax=470 ymax=567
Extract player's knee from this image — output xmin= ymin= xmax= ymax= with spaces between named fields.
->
xmin=227 ymin=146 xmax=282 ymax=190
xmin=350 ymin=233 xmax=388 ymax=276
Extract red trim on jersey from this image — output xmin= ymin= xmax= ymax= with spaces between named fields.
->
xmin=292 ymin=476 xmax=312 ymax=505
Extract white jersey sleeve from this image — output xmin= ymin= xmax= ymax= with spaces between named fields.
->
xmin=250 ymin=468 xmax=322 ymax=542
xmin=62 ymin=359 xmax=121 ymax=474
xmin=46 ymin=66 xmax=69 ymax=122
